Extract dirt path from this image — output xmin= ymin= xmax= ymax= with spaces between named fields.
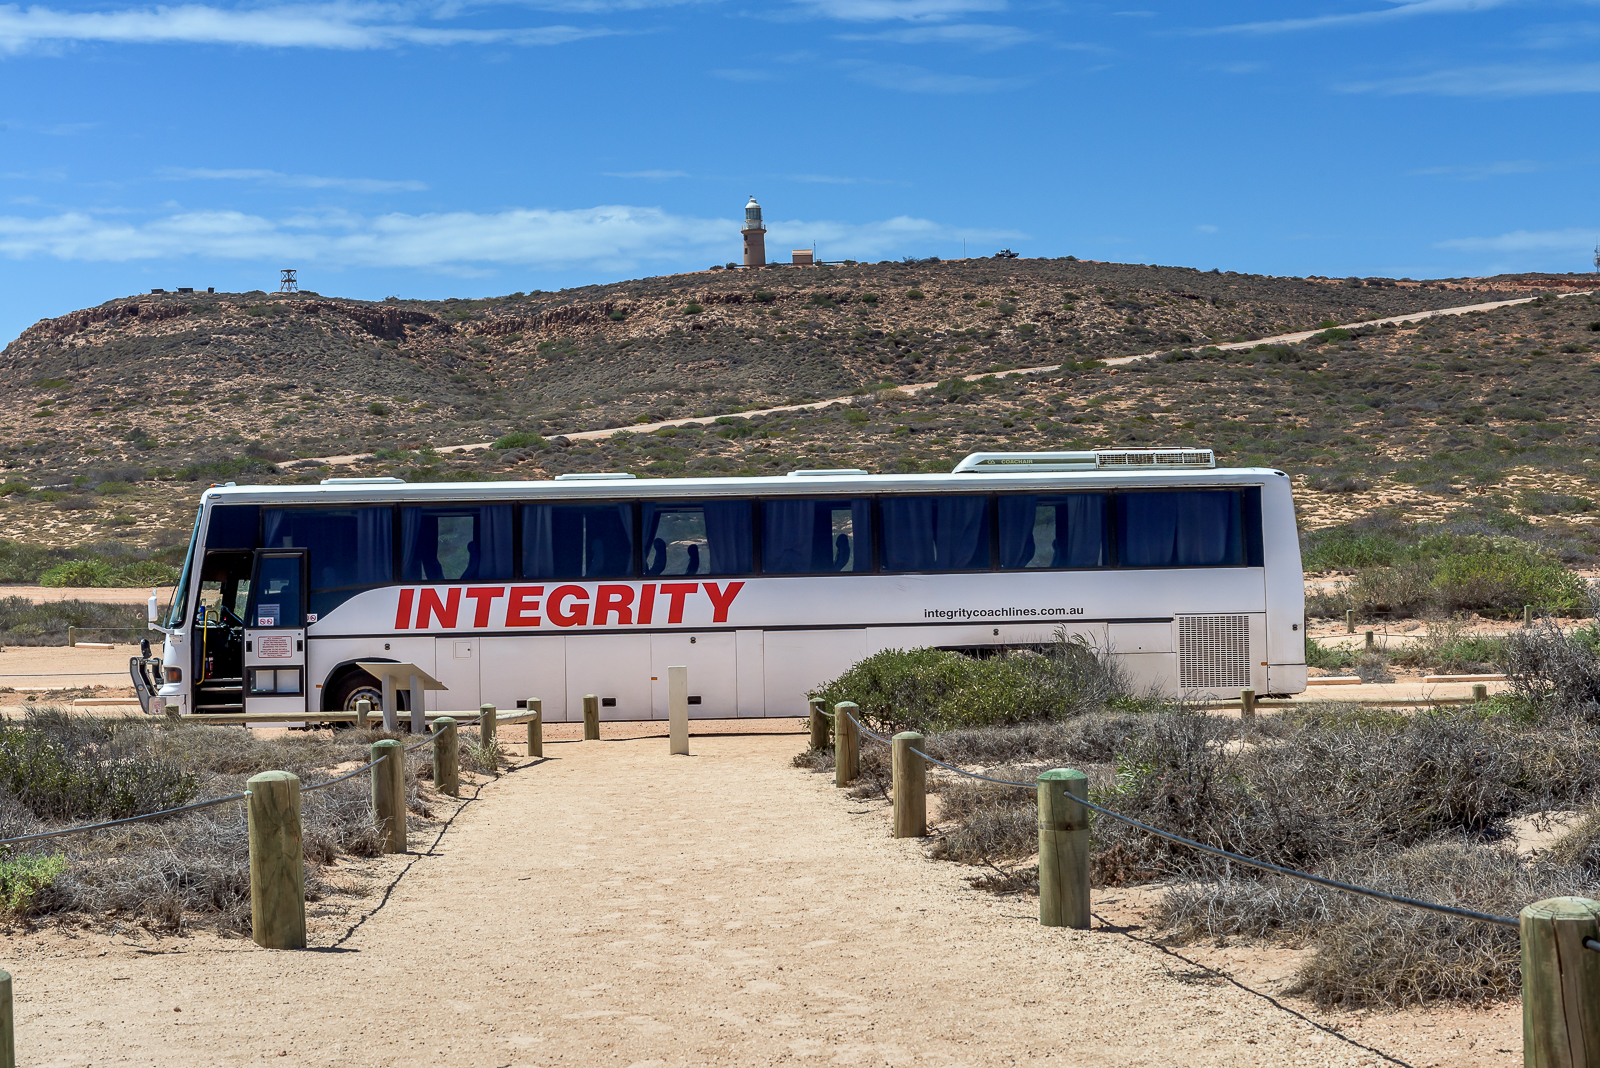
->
xmin=6 ymin=731 xmax=1511 ymax=1067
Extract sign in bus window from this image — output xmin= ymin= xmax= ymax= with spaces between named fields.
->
xmin=251 ymin=555 xmax=301 ymax=627
xmin=402 ymin=505 xmax=513 ymax=582
xmin=641 ymin=501 xmax=753 ymax=576
xmin=762 ymin=499 xmax=872 ymax=574
xmin=880 ymin=496 xmax=990 ymax=572
xmin=523 ymin=503 xmax=634 ymax=580
xmin=1115 ymin=490 xmax=1244 ymax=568
xmin=264 ymin=507 xmax=392 ymax=592
xmin=998 ymin=494 xmax=1108 ymax=569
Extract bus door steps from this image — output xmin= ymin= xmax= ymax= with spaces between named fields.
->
xmin=196 ymin=678 xmax=243 ymax=712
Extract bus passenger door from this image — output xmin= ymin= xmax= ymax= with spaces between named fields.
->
xmin=243 ymin=551 xmax=308 ymax=717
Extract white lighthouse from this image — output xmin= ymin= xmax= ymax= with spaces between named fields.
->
xmin=742 ymin=196 xmax=767 ymax=268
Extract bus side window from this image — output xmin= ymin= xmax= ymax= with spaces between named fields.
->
xmin=523 ymin=503 xmax=634 ymax=580
xmin=998 ymin=494 xmax=1108 ymax=569
xmin=879 ymin=496 xmax=990 ymax=572
xmin=1115 ymin=490 xmax=1243 ymax=568
xmin=402 ymin=505 xmax=512 ymax=583
xmin=762 ymin=499 xmax=872 ymax=574
xmin=641 ymin=501 xmax=752 ymax=576
xmin=263 ymin=507 xmax=393 ymax=614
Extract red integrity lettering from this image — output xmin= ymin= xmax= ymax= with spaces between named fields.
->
xmin=703 ymin=581 xmax=745 ymax=624
xmin=659 ymin=582 xmax=698 ymax=624
xmin=394 ymin=588 xmax=415 ymax=630
xmin=637 ymin=583 xmax=656 ymax=624
xmin=546 ymin=585 xmax=590 ymax=627
xmin=416 ymin=587 xmax=461 ymax=629
xmin=464 ymin=587 xmax=505 ymax=628
xmin=594 ymin=585 xmax=635 ymax=625
xmin=506 ymin=586 xmax=544 ymax=627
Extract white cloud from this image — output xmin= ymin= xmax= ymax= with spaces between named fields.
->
xmin=0 ymin=3 xmax=610 ymax=53
xmin=838 ymin=58 xmax=1023 ymax=92
xmin=0 ymin=203 xmax=1023 ymax=271
xmin=1204 ymin=0 xmax=1516 ymax=35
xmin=161 ymin=166 xmax=428 ymax=192
xmin=1342 ymin=63 xmax=1600 ymax=96
xmin=836 ymin=23 xmax=1033 ymax=48
xmin=1408 ymin=160 xmax=1544 ymax=180
xmin=1436 ymin=228 xmax=1599 ymax=253
xmin=791 ymin=0 xmax=1005 ymax=24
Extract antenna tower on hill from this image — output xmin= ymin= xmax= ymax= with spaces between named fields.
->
xmin=1593 ymin=243 xmax=1599 ymax=274
xmin=279 ymin=269 xmax=298 ymax=293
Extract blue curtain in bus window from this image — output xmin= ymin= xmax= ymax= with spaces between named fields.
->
xmin=881 ymin=496 xmax=990 ymax=571
xmin=641 ymin=501 xmax=753 ymax=576
xmin=762 ymin=499 xmax=872 ymax=574
xmin=1116 ymin=491 xmax=1242 ymax=568
xmin=998 ymin=495 xmax=1106 ymax=569
xmin=263 ymin=507 xmax=393 ymax=592
xmin=401 ymin=505 xmax=512 ymax=582
xmin=522 ymin=503 xmax=634 ymax=579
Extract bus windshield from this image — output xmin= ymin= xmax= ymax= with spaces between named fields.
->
xmin=164 ymin=510 xmax=203 ymax=629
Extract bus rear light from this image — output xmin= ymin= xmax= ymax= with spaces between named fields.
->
xmin=165 ymin=666 xmax=183 ymax=683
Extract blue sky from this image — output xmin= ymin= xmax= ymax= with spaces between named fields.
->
xmin=1 ymin=0 xmax=1597 ymax=342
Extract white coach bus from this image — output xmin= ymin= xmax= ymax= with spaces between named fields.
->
xmin=138 ymin=448 xmax=1306 ymax=721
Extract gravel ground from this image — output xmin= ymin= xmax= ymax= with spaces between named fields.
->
xmin=0 ymin=730 xmax=1521 ymax=1067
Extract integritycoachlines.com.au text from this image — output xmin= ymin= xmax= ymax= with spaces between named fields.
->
xmin=923 ymin=607 xmax=1082 ymax=621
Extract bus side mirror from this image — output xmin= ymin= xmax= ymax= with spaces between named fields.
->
xmin=147 ymin=590 xmax=159 ymax=624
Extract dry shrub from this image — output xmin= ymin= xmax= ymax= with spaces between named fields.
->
xmin=8 ymin=712 xmax=427 ymax=933
xmin=930 ymin=777 xmax=1036 ymax=866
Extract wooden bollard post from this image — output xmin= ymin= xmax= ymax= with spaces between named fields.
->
xmin=809 ymin=697 xmax=829 ymax=751
xmin=480 ymin=704 xmax=497 ymax=749
xmin=370 ymin=739 xmax=406 ymax=854
xmin=526 ymin=698 xmax=543 ymax=758
xmin=1525 ymin=605 xmax=1535 ymax=627
xmin=433 ymin=717 xmax=459 ymax=797
xmin=355 ymin=698 xmax=370 ymax=731
xmin=1472 ymin=683 xmax=1488 ymax=702
xmin=1345 ymin=610 xmax=1354 ymax=634
xmin=834 ymin=701 xmax=860 ymax=787
xmin=892 ymin=732 xmax=926 ymax=838
xmin=247 ymin=770 xmax=307 ymax=950
xmin=67 ymin=625 xmax=76 ymax=648
xmin=1364 ymin=629 xmax=1375 ymax=651
xmin=1521 ymin=897 xmax=1600 ymax=1067
xmin=1240 ymin=687 xmax=1257 ymax=722
xmin=0 ymin=969 xmax=14 ymax=1068
xmin=583 ymin=694 xmax=600 ymax=741
xmin=1038 ymin=768 xmax=1090 ymax=930
xmin=668 ymin=665 xmax=690 ymax=756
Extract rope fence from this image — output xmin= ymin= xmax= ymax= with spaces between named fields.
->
xmin=808 ymin=697 xmax=1600 ymax=1064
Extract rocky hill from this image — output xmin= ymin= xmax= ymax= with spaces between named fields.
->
xmin=0 ymin=257 xmax=1595 ymax=557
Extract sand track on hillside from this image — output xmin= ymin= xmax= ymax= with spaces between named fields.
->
xmin=7 ymin=733 xmax=1513 ymax=1066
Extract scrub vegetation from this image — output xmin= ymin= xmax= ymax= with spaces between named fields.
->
xmin=806 ymin=617 xmax=1600 ymax=1008
xmin=0 ymin=709 xmax=451 ymax=935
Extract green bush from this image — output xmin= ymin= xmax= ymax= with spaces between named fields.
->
xmin=0 ymin=711 xmax=198 ymax=820
xmin=683 ymin=303 xmax=704 ymax=315
xmin=367 ymin=402 xmax=390 ymax=416
xmin=906 ymin=290 xmax=924 ymax=300
xmin=607 ymin=309 xmax=627 ymax=322
xmin=814 ymin=637 xmax=1135 ymax=735
xmin=94 ymin=481 xmax=132 ymax=495
xmin=493 ymin=431 xmax=549 ymax=450
xmin=0 ymin=854 xmax=66 ymax=917
xmin=1305 ymin=637 xmax=1353 ymax=671
xmin=861 ymin=293 xmax=879 ymax=304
